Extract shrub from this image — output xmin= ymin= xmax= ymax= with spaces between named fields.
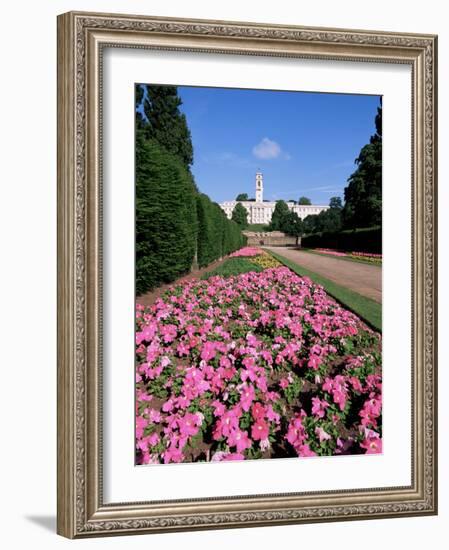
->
xmin=301 ymin=226 xmax=381 ymax=254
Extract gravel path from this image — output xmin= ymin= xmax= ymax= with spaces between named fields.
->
xmin=265 ymin=247 xmax=382 ymax=303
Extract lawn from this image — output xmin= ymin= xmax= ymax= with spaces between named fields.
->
xmin=201 ymin=257 xmax=264 ymax=279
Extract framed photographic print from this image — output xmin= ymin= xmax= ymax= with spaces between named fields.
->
xmin=57 ymin=11 xmax=438 ymax=538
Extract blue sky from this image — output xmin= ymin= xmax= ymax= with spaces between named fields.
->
xmin=152 ymin=86 xmax=380 ymax=205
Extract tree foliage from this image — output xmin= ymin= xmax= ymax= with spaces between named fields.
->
xmin=298 ymin=196 xmax=311 ymax=205
xmin=267 ymin=200 xmax=303 ymax=240
xmin=282 ymin=211 xmax=303 ymax=241
xmin=329 ymin=196 xmax=343 ymax=209
xmin=301 ymin=197 xmax=343 ymax=235
xmin=342 ymin=103 xmax=382 ymax=229
xmin=137 ymin=84 xmax=194 ymax=169
xmin=235 ymin=193 xmax=249 ymax=201
xmin=231 ymin=202 xmax=249 ymax=228
xmin=269 ymin=200 xmax=291 ymax=231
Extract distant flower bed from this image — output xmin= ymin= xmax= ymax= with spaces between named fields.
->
xmin=229 ymin=247 xmax=262 ymax=258
xmin=311 ymin=248 xmax=382 ymax=264
xmin=135 ymin=267 xmax=382 ymax=465
xmin=350 ymin=251 xmax=382 ymax=263
xmin=315 ymin=248 xmax=348 ymax=257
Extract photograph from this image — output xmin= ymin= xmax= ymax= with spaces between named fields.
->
xmin=54 ymin=9 xmax=437 ymax=538
xmin=134 ymin=84 xmax=383 ymax=465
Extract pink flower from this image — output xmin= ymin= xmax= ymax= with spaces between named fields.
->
xmin=148 ymin=409 xmax=162 ymax=423
xmin=239 ymin=383 xmax=255 ymax=412
xmin=136 ymin=416 xmax=148 ymax=439
xmin=212 ymin=400 xmax=225 ymax=417
xmin=163 ymin=446 xmax=184 ymax=464
xmin=211 ymin=451 xmax=245 ymax=462
xmin=162 ymin=399 xmax=175 ymax=413
xmin=359 ymin=393 xmax=382 ymax=428
xmin=178 ymin=412 xmax=201 ymax=437
xmin=201 ymin=341 xmax=217 ymax=362
xmin=251 ymin=402 xmax=266 ymax=420
xmin=315 ymin=426 xmax=331 ymax=442
xmin=213 ymin=408 xmax=240 ymax=440
xmin=297 ymin=444 xmax=317 ymax=457
xmin=349 ymin=376 xmax=363 ymax=392
xmin=177 ymin=341 xmax=190 ymax=356
xmin=251 ymin=419 xmax=269 ymax=441
xmin=266 ymin=405 xmax=280 ymax=424
xmin=229 ymin=247 xmax=261 ymax=258
xmin=136 ymin=322 xmax=157 ymax=344
xmin=160 ymin=356 xmax=171 ymax=368
xmin=148 ymin=432 xmax=160 ymax=447
xmin=286 ymin=415 xmax=306 ymax=447
xmin=227 ymin=429 xmax=252 ymax=453
xmin=322 ymin=375 xmax=349 ymax=411
xmin=311 ymin=397 xmax=329 ymax=419
xmin=307 ymin=354 xmax=322 ymax=370
xmin=160 ymin=324 xmax=177 ymax=343
xmin=360 ymin=435 xmax=382 ymax=454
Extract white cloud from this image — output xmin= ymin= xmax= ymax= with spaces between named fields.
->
xmin=252 ymin=137 xmax=289 ymax=160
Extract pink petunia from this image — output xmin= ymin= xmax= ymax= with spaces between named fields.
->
xmin=311 ymin=397 xmax=329 ymax=419
xmin=251 ymin=419 xmax=269 ymax=441
xmin=360 ymin=435 xmax=382 ymax=454
xmin=227 ymin=428 xmax=252 ymax=453
xmin=239 ymin=383 xmax=255 ymax=412
xmin=251 ymin=402 xmax=266 ymax=421
xmin=315 ymin=426 xmax=331 ymax=442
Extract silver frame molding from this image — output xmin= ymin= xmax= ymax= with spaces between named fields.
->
xmin=57 ymin=11 xmax=438 ymax=538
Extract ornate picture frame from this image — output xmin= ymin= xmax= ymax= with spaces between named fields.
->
xmin=57 ymin=11 xmax=437 ymax=538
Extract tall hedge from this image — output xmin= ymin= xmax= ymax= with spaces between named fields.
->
xmin=136 ymin=84 xmax=246 ymax=294
xmin=196 ymin=194 xmax=246 ymax=268
xmin=136 ymin=134 xmax=198 ymax=294
xmin=223 ymin=218 xmax=246 ymax=255
xmin=301 ymin=226 xmax=381 ymax=254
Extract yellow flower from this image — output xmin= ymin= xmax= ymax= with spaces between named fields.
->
xmin=250 ymin=253 xmax=282 ymax=269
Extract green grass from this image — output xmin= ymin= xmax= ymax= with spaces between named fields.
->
xmin=246 ymin=223 xmax=269 ymax=232
xmin=268 ymin=250 xmax=382 ymax=332
xmin=201 ymin=258 xmax=263 ymax=279
xmin=301 ymin=248 xmax=382 ymax=266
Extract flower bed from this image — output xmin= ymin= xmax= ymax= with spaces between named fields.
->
xmin=309 ymin=248 xmax=382 ymax=264
xmin=249 ymin=251 xmax=282 ymax=269
xmin=350 ymin=251 xmax=382 ymax=264
xmin=229 ymin=247 xmax=262 ymax=258
xmin=314 ymin=248 xmax=348 ymax=257
xmin=136 ymin=267 xmax=382 ymax=465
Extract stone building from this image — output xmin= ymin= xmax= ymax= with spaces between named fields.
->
xmin=219 ymin=171 xmax=329 ymax=225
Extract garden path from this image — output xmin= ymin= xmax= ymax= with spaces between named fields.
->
xmin=264 ymin=247 xmax=382 ymax=303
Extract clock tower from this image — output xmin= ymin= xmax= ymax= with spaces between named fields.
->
xmin=255 ymin=171 xmax=263 ymax=202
